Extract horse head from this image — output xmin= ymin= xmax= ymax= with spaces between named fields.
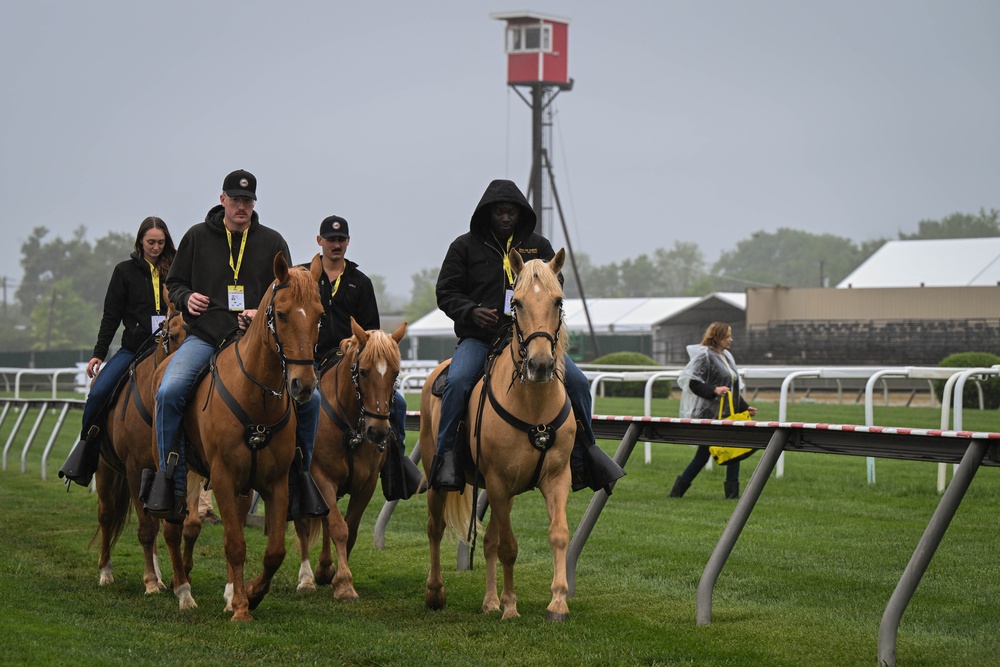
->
xmin=340 ymin=316 xmax=406 ymax=445
xmin=263 ymin=251 xmax=324 ymax=403
xmin=509 ymin=248 xmax=568 ymax=384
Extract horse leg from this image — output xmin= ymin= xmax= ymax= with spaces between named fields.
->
xmin=327 ymin=494 xmax=356 ymax=600
xmin=180 ymin=485 xmax=203 ymax=578
xmin=213 ymin=478 xmax=250 ymax=620
xmin=425 ymin=487 xmax=449 ymax=610
xmin=481 ymin=505 xmax=501 ymax=614
xmin=540 ymin=469 xmax=572 ymax=621
xmin=94 ymin=462 xmax=120 ymax=586
xmin=330 ymin=487 xmax=374 ymax=601
xmin=315 ymin=516 xmax=335 ymax=586
xmin=294 ymin=517 xmax=318 ymax=592
xmin=244 ymin=482 xmax=288 ymax=614
xmin=126 ymin=466 xmax=166 ymax=594
xmin=163 ymin=520 xmax=197 ymax=611
xmin=223 ymin=493 xmax=252 ymax=612
xmin=490 ymin=493 xmax=520 ymax=620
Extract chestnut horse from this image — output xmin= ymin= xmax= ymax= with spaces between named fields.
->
xmin=294 ymin=317 xmax=407 ymax=600
xmin=157 ymin=253 xmax=323 ymax=621
xmin=93 ymin=298 xmax=187 ymax=592
xmin=420 ymin=248 xmax=576 ymax=621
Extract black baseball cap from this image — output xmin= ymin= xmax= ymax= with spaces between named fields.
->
xmin=223 ymin=169 xmax=257 ymax=200
xmin=319 ymin=215 xmax=350 ymax=239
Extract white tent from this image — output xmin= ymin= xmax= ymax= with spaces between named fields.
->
xmin=837 ymin=238 xmax=1000 ymax=288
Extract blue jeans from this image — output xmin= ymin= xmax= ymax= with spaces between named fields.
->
xmin=81 ymin=347 xmax=135 ymax=435
xmin=680 ymin=445 xmax=740 ymax=483
xmin=155 ymin=335 xmax=215 ymax=495
xmin=436 ymin=338 xmax=595 ymax=460
xmin=294 ymin=387 xmax=406 ymax=467
xmin=391 ymin=390 xmax=407 ymax=451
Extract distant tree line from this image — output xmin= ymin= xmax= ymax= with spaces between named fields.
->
xmin=2 ymin=210 xmax=997 ymax=353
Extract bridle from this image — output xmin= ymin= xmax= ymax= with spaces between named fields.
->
xmin=507 ymin=281 xmax=565 ymax=385
xmin=234 ymin=280 xmax=315 ymax=399
xmin=321 ymin=338 xmax=398 ymax=449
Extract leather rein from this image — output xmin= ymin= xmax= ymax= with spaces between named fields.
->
xmin=209 ymin=280 xmax=315 ymax=495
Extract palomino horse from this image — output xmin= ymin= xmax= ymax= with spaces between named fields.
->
xmin=157 ymin=253 xmax=323 ymax=621
xmin=93 ymin=298 xmax=187 ymax=593
xmin=420 ymin=248 xmax=576 ymax=621
xmin=294 ymin=317 xmax=407 ymax=600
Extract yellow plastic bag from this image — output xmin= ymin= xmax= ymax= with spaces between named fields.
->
xmin=709 ymin=392 xmax=754 ymax=465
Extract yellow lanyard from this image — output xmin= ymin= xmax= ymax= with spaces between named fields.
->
xmin=225 ymin=227 xmax=248 ymax=283
xmin=330 ymin=274 xmax=342 ymax=298
xmin=147 ymin=262 xmax=161 ymax=313
xmin=500 ymin=235 xmax=514 ymax=285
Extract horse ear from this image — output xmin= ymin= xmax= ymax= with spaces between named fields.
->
xmin=308 ymin=253 xmax=323 ymax=282
xmin=550 ymin=248 xmax=566 ymax=275
xmin=391 ymin=321 xmax=407 ymax=343
xmin=273 ymin=251 xmax=289 ymax=282
xmin=509 ymin=248 xmax=524 ymax=275
xmin=351 ymin=316 xmax=369 ymax=346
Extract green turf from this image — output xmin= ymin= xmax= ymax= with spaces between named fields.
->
xmin=1 ymin=395 xmax=999 ymax=666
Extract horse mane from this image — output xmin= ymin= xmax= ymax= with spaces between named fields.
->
xmin=341 ymin=328 xmax=402 ymax=372
xmin=283 ymin=265 xmax=319 ymax=303
xmin=513 ymin=258 xmax=569 ymax=361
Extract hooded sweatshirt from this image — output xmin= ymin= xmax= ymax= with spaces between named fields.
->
xmin=436 ymin=179 xmax=555 ymax=343
xmin=166 ymin=205 xmax=290 ymax=346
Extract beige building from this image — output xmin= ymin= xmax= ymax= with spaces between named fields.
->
xmin=738 ymin=238 xmax=1000 ymax=365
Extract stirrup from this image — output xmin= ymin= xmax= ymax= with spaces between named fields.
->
xmin=429 ymin=451 xmax=464 ymax=493
xmin=576 ymin=444 xmax=626 ymax=495
xmin=58 ymin=426 xmax=101 ymax=486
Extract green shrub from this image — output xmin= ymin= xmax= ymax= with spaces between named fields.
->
xmin=934 ymin=351 xmax=1000 ymax=410
xmin=587 ymin=351 xmax=673 ymax=398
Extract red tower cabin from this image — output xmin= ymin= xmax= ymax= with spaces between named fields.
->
xmin=490 ymin=11 xmax=571 ymax=88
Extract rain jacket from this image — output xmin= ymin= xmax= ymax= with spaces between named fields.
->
xmin=678 ymin=344 xmax=750 ymax=419
xmin=436 ymin=179 xmax=555 ymax=343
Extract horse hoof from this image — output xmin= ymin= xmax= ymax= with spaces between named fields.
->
xmin=546 ymin=610 xmax=570 ymax=622
xmin=231 ymin=611 xmax=253 ymax=622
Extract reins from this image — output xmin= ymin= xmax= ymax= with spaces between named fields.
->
xmin=205 ymin=279 xmax=307 ymax=496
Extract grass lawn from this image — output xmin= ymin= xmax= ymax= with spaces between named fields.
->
xmin=1 ymin=394 xmax=999 ymax=666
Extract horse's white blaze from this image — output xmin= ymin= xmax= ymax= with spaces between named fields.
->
xmin=377 ymin=359 xmax=388 ymax=376
xmin=533 ymin=284 xmax=541 ymax=293
xmin=296 ymin=307 xmax=306 ymax=317
xmin=223 ymin=582 xmax=234 ymax=611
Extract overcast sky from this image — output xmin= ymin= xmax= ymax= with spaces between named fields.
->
xmin=2 ymin=1 xmax=997 ymax=304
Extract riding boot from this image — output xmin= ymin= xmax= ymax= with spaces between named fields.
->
xmin=571 ymin=440 xmax=626 ymax=495
xmin=142 ymin=469 xmax=188 ymax=524
xmin=669 ymin=476 xmax=691 ymax=498
xmin=58 ymin=425 xmax=101 ymax=487
xmin=428 ymin=450 xmax=464 ymax=493
xmin=724 ymin=480 xmax=740 ymax=500
xmin=287 ymin=448 xmax=330 ymax=522
xmin=380 ymin=436 xmax=425 ymax=501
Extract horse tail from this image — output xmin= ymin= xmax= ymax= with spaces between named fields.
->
xmin=89 ymin=470 xmax=132 ymax=550
xmin=443 ymin=485 xmax=481 ymax=546
xmin=304 ymin=516 xmax=323 ymax=548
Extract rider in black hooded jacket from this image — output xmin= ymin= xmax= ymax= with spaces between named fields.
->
xmin=429 ymin=179 xmax=625 ymax=494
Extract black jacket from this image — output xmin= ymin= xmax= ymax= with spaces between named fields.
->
xmin=93 ymin=251 xmax=165 ymax=359
xmin=436 ymin=179 xmax=555 ymax=343
xmin=300 ymin=256 xmax=380 ymax=361
xmin=166 ymin=206 xmax=290 ymax=346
